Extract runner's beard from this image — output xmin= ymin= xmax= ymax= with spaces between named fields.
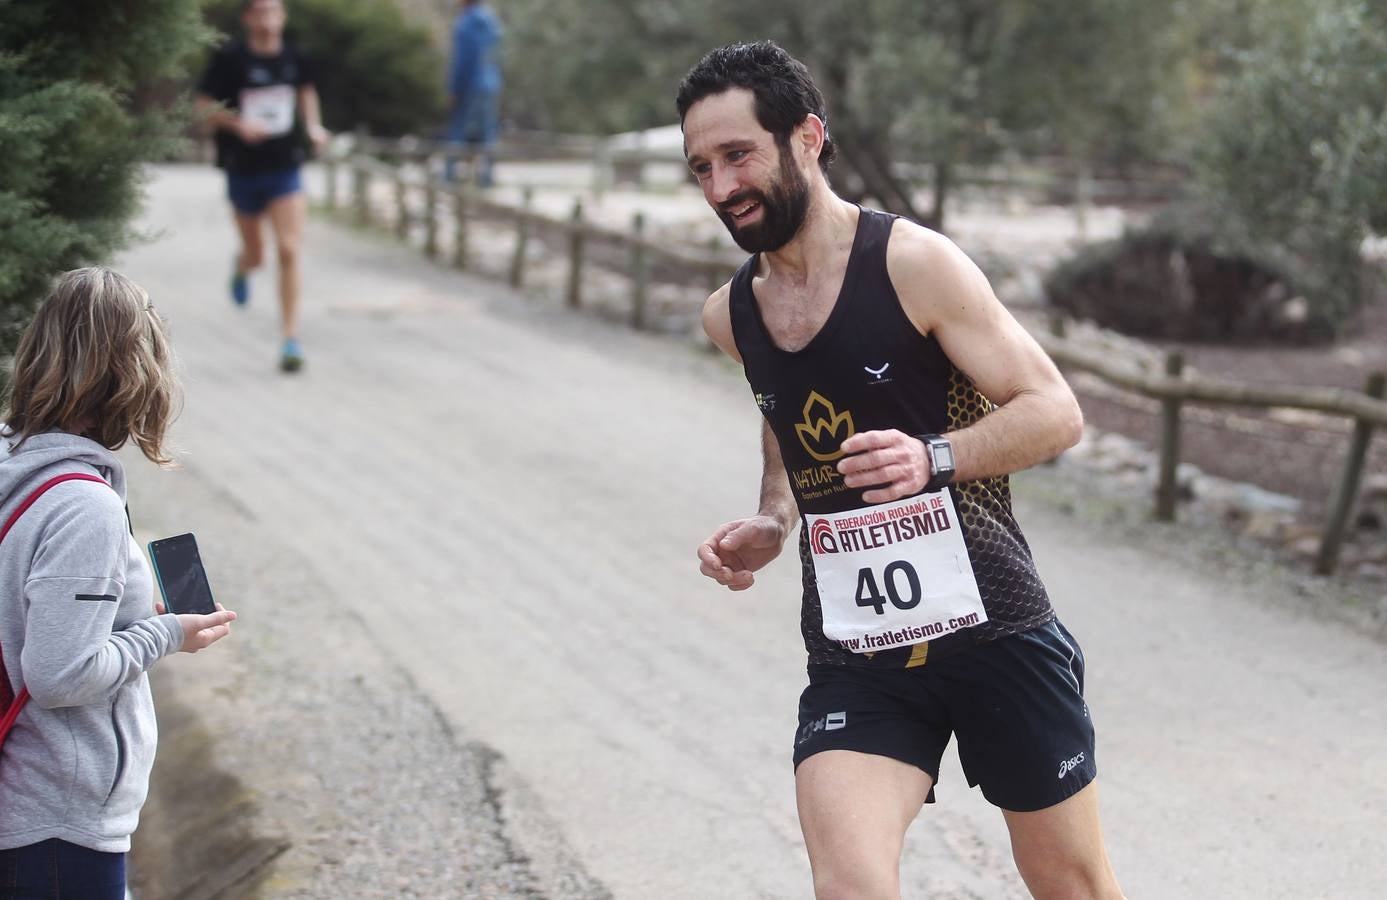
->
xmin=717 ymin=148 xmax=811 ymax=253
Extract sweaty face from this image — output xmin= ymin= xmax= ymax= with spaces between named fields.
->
xmin=714 ymin=142 xmax=810 ymax=253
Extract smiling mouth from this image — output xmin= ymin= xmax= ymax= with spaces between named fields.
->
xmin=726 ymin=200 xmax=761 ymax=222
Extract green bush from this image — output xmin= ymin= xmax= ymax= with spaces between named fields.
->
xmin=1192 ymin=0 xmax=1387 ymax=332
xmin=202 ymin=0 xmax=446 ymax=138
xmin=0 ymin=0 xmax=209 ymax=355
xmin=1044 ymin=215 xmax=1325 ymax=343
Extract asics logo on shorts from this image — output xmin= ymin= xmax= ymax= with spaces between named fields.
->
xmin=1058 ymin=752 xmax=1086 ymax=779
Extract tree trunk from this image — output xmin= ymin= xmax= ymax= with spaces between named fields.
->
xmin=930 ymin=161 xmax=951 ymax=233
xmin=836 ymin=132 xmax=927 ymax=225
xmin=812 ymin=54 xmax=926 ymax=226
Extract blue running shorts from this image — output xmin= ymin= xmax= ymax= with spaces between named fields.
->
xmin=227 ymin=167 xmax=302 ymax=216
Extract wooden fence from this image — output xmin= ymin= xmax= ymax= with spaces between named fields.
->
xmin=324 ymin=141 xmax=735 ymax=316
xmin=1039 ymin=324 xmax=1387 ymax=575
xmin=319 ymin=139 xmax=1385 ymax=577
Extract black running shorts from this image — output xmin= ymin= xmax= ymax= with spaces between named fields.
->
xmin=792 ymin=618 xmax=1097 ymax=812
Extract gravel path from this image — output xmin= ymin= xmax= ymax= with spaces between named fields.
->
xmin=128 ymin=501 xmax=606 ymax=899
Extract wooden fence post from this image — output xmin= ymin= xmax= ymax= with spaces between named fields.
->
xmin=592 ymin=138 xmax=611 ymax=202
xmin=1155 ymin=350 xmax=1185 ymax=521
xmin=443 ymin=143 xmax=462 ymax=186
xmin=630 ymin=212 xmax=648 ymax=329
xmin=452 ymin=181 xmax=469 ymax=270
xmin=1316 ymin=371 xmax=1386 ymax=575
xmin=393 ymin=170 xmax=409 ymax=240
xmin=509 ymin=187 xmax=533 ymax=288
xmin=324 ymin=154 xmax=338 ymax=211
xmin=352 ymin=158 xmax=369 ymax=228
xmin=423 ymin=176 xmax=439 ymax=260
xmin=566 ymin=198 xmax=585 ymax=309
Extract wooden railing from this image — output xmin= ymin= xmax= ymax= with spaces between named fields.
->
xmin=322 ymin=145 xmax=737 ymax=316
xmin=1039 ymin=324 xmax=1386 ymax=575
xmin=318 ymin=139 xmax=1384 ymax=576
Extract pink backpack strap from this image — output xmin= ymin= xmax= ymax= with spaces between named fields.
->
xmin=0 ymin=473 xmax=111 ymax=746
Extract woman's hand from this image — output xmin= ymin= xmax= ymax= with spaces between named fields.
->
xmin=157 ymin=601 xmax=238 ymax=653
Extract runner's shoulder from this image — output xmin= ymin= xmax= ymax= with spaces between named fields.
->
xmin=885 ymin=217 xmax=992 ymax=316
xmin=885 ymin=217 xmax=968 ymax=277
xmin=702 ymin=280 xmax=731 ymax=317
xmin=701 ymin=282 xmax=739 ymax=361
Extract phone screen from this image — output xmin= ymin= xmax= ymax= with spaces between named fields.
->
xmin=148 ymin=533 xmax=217 ymax=615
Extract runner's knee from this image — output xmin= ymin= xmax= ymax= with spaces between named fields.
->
xmin=276 ymin=241 xmax=299 ymax=268
xmin=1014 ymin=853 xmax=1123 ymax=900
xmin=812 ymin=865 xmax=899 ymax=900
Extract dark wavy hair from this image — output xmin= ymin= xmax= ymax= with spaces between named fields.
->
xmin=676 ymin=40 xmax=837 ymax=173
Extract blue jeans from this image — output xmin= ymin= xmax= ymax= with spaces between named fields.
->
xmin=0 ymin=839 xmax=126 ymax=899
xmin=443 ymin=92 xmax=499 ymax=184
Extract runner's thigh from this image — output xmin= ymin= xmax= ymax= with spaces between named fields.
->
xmin=266 ymin=188 xmax=306 ymax=247
xmin=792 ymin=665 xmax=947 ymax=899
xmin=796 ymin=750 xmax=932 ymax=900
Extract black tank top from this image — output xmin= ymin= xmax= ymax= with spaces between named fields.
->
xmin=729 ymin=207 xmax=1054 ymax=668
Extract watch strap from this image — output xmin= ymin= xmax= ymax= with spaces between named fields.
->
xmin=917 ymin=434 xmax=955 ymax=492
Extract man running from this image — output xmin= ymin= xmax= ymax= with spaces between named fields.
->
xmin=682 ymin=42 xmax=1125 ymax=899
xmin=197 ymin=0 xmax=329 ymax=372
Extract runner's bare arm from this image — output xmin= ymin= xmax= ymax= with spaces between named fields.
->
xmin=194 ymin=95 xmax=240 ymax=134
xmin=697 ymin=289 xmax=798 ymax=590
xmin=701 ymin=282 xmax=741 ymax=362
xmin=757 ymin=418 xmax=799 ymax=532
xmin=838 ymin=221 xmax=1081 ymax=501
xmin=698 ymin=421 xmax=797 ymax=591
xmin=701 ymin=277 xmax=797 ymax=526
xmin=195 ymin=95 xmax=268 ymax=144
xmin=297 ymin=84 xmax=330 ymax=149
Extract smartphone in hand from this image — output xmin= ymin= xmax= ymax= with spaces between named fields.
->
xmin=148 ymin=533 xmax=217 ymax=615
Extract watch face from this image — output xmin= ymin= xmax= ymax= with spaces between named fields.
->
xmin=933 ymin=441 xmax=955 ymax=471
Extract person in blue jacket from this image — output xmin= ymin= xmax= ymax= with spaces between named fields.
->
xmin=444 ymin=0 xmax=503 ymax=186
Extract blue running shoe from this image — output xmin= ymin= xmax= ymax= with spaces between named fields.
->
xmin=230 ymin=268 xmax=249 ymax=307
xmin=279 ymin=338 xmax=304 ymax=373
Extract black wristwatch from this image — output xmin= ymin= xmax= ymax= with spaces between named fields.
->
xmin=917 ymin=434 xmax=956 ymax=492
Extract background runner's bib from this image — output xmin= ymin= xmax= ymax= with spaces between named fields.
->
xmin=240 ymin=85 xmax=296 ymax=137
xmin=807 ymin=490 xmax=986 ymax=654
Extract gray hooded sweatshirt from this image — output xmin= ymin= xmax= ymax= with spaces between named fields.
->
xmin=0 ymin=430 xmax=184 ymax=853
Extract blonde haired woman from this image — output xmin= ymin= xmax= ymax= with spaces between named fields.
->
xmin=0 ymin=267 xmax=236 ymax=897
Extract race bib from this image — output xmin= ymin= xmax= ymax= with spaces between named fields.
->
xmin=807 ymin=491 xmax=986 ymax=654
xmin=239 ymin=84 xmax=296 ymax=137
